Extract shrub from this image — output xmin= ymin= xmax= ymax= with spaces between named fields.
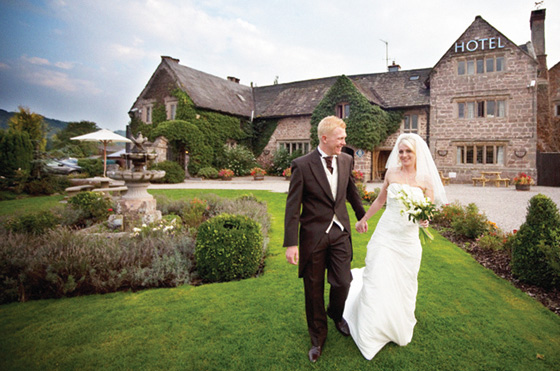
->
xmin=0 ymin=227 xmax=196 ymax=303
xmin=149 ymin=160 xmax=185 ymax=183
xmin=197 ymin=166 xmax=219 ymax=179
xmin=269 ymin=147 xmax=303 ymax=176
xmin=511 ymin=194 xmax=560 ymax=288
xmin=180 ymin=198 xmax=210 ymax=229
xmin=217 ymin=145 xmax=257 ymax=176
xmin=66 ymin=191 xmax=114 ymax=227
xmin=449 ymin=203 xmax=489 ymax=239
xmin=476 ymin=233 xmax=505 ymax=251
xmin=5 ymin=210 xmax=60 ymax=235
xmin=78 ymin=158 xmax=104 ymax=177
xmin=195 ymin=214 xmax=263 ymax=282
xmin=432 ymin=202 xmax=465 ymax=228
xmin=24 ymin=174 xmax=71 ymax=196
xmin=357 ymin=183 xmax=379 ymax=204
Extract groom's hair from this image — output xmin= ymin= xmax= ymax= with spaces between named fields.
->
xmin=317 ymin=116 xmax=346 ymax=138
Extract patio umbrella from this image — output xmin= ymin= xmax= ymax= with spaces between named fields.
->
xmin=71 ymin=129 xmax=132 ymax=177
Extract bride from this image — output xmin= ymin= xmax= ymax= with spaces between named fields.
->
xmin=344 ymin=133 xmax=447 ymax=360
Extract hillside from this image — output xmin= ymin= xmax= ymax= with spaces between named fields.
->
xmin=0 ymin=108 xmax=70 ymax=136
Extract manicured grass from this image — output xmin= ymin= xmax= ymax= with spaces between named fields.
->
xmin=0 ymin=194 xmax=65 ymax=216
xmin=1 ymin=189 xmax=559 ymax=370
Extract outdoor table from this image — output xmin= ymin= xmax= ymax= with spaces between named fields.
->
xmin=480 ymin=171 xmax=509 ymax=187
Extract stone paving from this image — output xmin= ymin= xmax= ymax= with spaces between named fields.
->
xmin=149 ymin=177 xmax=560 ymax=233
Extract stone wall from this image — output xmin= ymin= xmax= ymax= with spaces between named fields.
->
xmin=258 ymin=116 xmax=311 ymax=166
xmin=429 ymin=17 xmax=538 ymax=183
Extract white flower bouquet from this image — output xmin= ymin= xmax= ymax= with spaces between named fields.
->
xmin=396 ymin=187 xmax=437 ymax=244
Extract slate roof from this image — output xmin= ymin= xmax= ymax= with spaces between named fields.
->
xmin=137 ymin=57 xmax=431 ymax=120
xmin=163 ymin=57 xmax=254 ymax=117
xmin=253 ymin=69 xmax=431 ymax=118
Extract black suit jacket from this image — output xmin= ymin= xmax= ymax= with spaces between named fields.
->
xmin=283 ymin=149 xmax=366 ymax=277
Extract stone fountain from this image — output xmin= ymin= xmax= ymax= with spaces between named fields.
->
xmin=107 ymin=133 xmax=165 ymax=228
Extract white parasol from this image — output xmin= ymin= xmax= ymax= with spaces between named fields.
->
xmin=71 ymin=129 xmax=132 ymax=177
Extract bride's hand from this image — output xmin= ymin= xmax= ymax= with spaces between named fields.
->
xmin=356 ymin=220 xmax=368 ymax=233
xmin=419 ymin=219 xmax=429 ymax=228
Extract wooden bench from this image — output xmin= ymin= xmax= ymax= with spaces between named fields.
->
xmin=439 ymin=171 xmax=450 ymax=185
xmin=493 ymin=177 xmax=510 ymax=187
xmin=65 ymin=184 xmax=94 ymax=198
xmin=472 ymin=177 xmax=487 ymax=187
xmin=91 ymin=186 xmax=128 ymax=198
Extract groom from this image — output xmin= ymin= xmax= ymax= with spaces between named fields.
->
xmin=284 ymin=116 xmax=366 ymax=362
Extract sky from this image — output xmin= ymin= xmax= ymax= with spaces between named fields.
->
xmin=1 ymin=0 xmax=559 ymax=132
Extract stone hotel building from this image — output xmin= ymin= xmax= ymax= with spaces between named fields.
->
xmin=129 ymin=9 xmax=559 ymax=184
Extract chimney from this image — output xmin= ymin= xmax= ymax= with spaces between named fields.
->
xmin=530 ymin=9 xmax=547 ymax=78
xmin=227 ymin=76 xmax=240 ymax=83
xmin=161 ymin=56 xmax=180 ymax=63
xmin=388 ymin=61 xmax=401 ymax=72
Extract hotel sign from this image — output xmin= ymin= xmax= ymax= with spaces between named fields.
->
xmin=455 ymin=37 xmax=505 ymax=53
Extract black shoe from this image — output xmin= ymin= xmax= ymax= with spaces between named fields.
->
xmin=333 ymin=318 xmax=351 ymax=337
xmin=308 ymin=345 xmax=322 ymax=362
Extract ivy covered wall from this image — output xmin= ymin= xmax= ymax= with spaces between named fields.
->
xmin=310 ymin=75 xmax=402 ymax=151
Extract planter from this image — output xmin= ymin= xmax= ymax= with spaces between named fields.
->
xmin=515 ymin=184 xmax=530 ymax=191
xmin=253 ymin=175 xmax=264 ymax=181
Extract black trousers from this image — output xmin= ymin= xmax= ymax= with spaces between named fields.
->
xmin=303 ymin=225 xmax=352 ymax=347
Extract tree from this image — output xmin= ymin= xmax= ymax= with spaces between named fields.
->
xmin=0 ymin=129 xmax=34 ymax=177
xmin=8 ymin=106 xmax=47 ymax=152
xmin=51 ymin=121 xmax=99 ymax=157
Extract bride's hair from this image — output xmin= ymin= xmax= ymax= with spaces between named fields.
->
xmin=386 ymin=133 xmax=448 ymax=205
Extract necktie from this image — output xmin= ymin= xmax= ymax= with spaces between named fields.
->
xmin=324 ymin=156 xmax=333 ymax=174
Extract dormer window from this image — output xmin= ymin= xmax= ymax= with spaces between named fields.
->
xmin=336 ymin=103 xmax=350 ymax=119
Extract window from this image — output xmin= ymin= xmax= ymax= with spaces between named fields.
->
xmin=145 ymin=105 xmax=152 ymax=123
xmin=279 ymin=141 xmax=311 ymax=155
xmin=336 ymin=103 xmax=350 ymax=119
xmin=457 ymin=99 xmax=506 ymax=118
xmin=458 ymin=55 xmax=505 ymax=75
xmin=456 ymin=143 xmax=505 ymax=165
xmin=403 ymin=115 xmax=418 ymax=133
xmin=555 ymin=104 xmax=560 ymax=117
xmin=169 ymin=103 xmax=177 ymax=120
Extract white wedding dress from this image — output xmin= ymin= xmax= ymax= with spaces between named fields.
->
xmin=343 ymin=183 xmax=423 ymax=360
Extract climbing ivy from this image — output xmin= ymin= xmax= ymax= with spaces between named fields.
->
xmin=310 ymin=75 xmax=402 ymax=151
xmin=151 ymin=120 xmax=212 ymax=175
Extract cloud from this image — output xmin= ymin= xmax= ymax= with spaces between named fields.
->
xmin=0 ymin=62 xmax=9 ymax=70
xmin=22 ymin=55 xmax=50 ymax=66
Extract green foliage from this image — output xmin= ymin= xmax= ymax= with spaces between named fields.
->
xmin=50 ymin=121 xmax=99 ymax=157
xmin=4 ymin=210 xmax=60 ymax=235
xmin=149 ymin=160 xmax=185 ymax=183
xmin=476 ymin=233 xmax=506 ymax=251
xmin=196 ymin=166 xmax=219 ymax=179
xmin=0 ymin=129 xmax=34 ymax=178
xmin=150 ymin=119 xmax=212 ymax=175
xmin=357 ymin=183 xmax=380 ymax=204
xmin=0 ymin=228 xmax=195 ymax=303
xmin=8 ymin=106 xmax=47 ymax=152
xmin=24 ymin=174 xmax=71 ymax=196
xmin=216 ymin=145 xmax=257 ymax=176
xmin=66 ymin=192 xmax=114 ymax=227
xmin=450 ymin=203 xmax=489 ymax=239
xmin=152 ymin=102 xmax=167 ymax=125
xmin=240 ymin=118 xmax=279 ymax=156
xmin=511 ymin=194 xmax=560 ymax=288
xmin=310 ymin=75 xmax=403 ymax=150
xmin=78 ymin=158 xmax=104 ymax=177
xmin=195 ymin=213 xmax=263 ymax=282
xmin=180 ymin=198 xmax=209 ymax=229
xmin=268 ymin=147 xmax=303 ymax=175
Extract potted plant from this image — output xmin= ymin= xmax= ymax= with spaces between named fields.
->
xmin=283 ymin=167 xmax=292 ymax=180
xmin=513 ymin=172 xmax=534 ymax=191
xmin=218 ymin=168 xmax=234 ymax=181
xmin=352 ymin=169 xmax=364 ymax=183
xmin=250 ymin=167 xmax=266 ymax=180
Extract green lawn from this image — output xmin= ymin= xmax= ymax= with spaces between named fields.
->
xmin=1 ymin=189 xmax=559 ymax=370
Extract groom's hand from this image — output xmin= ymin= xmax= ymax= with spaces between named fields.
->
xmin=355 ymin=220 xmax=368 ymax=233
xmin=286 ymin=246 xmax=299 ymax=265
